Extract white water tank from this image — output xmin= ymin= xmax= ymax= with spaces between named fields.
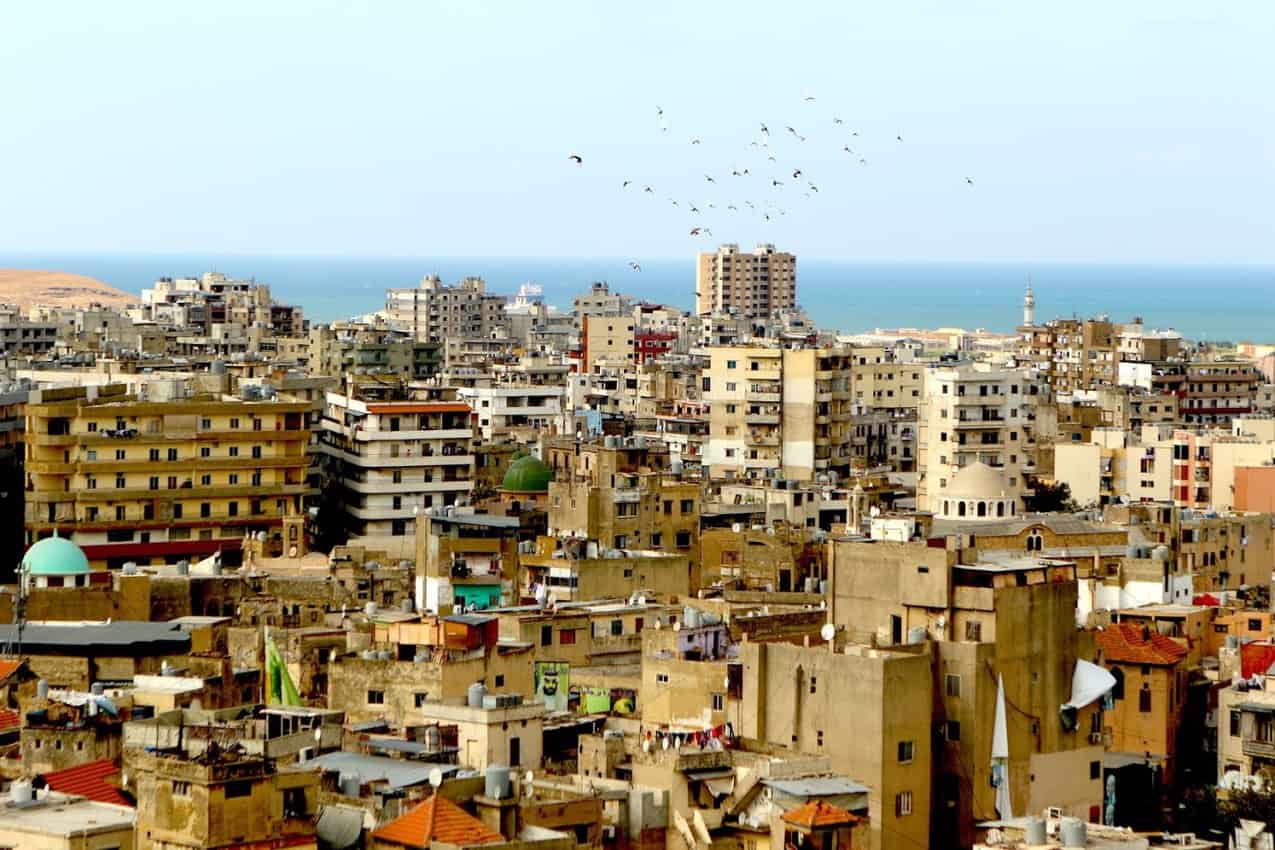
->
xmin=468 ymin=682 xmax=488 ymax=708
xmin=485 ymin=764 xmax=512 ymax=799
xmin=1060 ymin=817 xmax=1087 ymax=849
xmin=9 ymin=780 xmax=33 ymax=804
xmin=1024 ymin=817 xmax=1046 ymax=845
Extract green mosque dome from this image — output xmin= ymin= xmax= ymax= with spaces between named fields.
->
xmin=500 ymin=454 xmax=554 ymax=494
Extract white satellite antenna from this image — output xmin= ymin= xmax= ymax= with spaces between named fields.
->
xmin=820 ymin=622 xmax=836 ymax=644
xmin=428 ymin=768 xmax=444 ymax=788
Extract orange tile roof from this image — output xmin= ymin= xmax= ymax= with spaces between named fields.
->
xmin=0 ymin=660 xmax=25 ymax=683
xmin=40 ymin=759 xmax=131 ymax=806
xmin=782 ymin=799 xmax=860 ymax=828
xmin=373 ymin=794 xmax=503 ymax=848
xmin=1096 ymin=623 xmax=1189 ymax=666
xmin=0 ymin=709 xmax=19 ymax=734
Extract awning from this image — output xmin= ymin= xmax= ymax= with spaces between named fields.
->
xmin=705 ymin=776 xmax=736 ymax=798
xmin=684 ymin=767 xmax=734 ymax=782
xmin=1238 ymin=702 xmax=1275 ymax=714
xmin=1063 ymin=659 xmax=1116 ymax=710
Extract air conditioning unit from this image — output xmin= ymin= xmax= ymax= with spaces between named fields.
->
xmin=297 ymin=746 xmax=315 ymax=763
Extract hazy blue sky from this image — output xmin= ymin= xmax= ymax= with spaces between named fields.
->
xmin=2 ymin=2 xmax=1272 ymax=261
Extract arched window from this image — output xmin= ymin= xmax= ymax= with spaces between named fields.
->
xmin=943 ymin=501 xmax=950 ymax=516
xmin=958 ymin=502 xmax=966 ymax=517
xmin=997 ymin=502 xmax=1005 ymax=518
xmin=977 ymin=502 xmax=987 ymax=518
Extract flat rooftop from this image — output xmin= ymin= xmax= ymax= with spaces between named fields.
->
xmin=0 ymin=793 xmax=134 ymax=835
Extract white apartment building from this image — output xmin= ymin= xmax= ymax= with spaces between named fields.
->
xmin=457 ymin=385 xmax=567 ymax=442
xmin=917 ymin=363 xmax=1036 ymax=520
xmin=384 ymin=275 xmax=507 ymax=343
xmin=318 ymin=391 xmax=475 ymax=539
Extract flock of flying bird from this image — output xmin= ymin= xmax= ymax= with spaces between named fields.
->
xmin=567 ymin=94 xmax=975 ymax=270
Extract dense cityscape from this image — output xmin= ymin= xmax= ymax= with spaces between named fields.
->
xmin=0 ymin=251 xmax=1270 ymax=850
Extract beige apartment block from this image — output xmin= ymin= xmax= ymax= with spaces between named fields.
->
xmin=696 ymin=243 xmax=796 ymax=319
xmin=739 ymin=640 xmax=933 ymax=850
xmin=916 ymin=363 xmax=1036 ymax=519
xmin=704 ymin=345 xmax=855 ymax=482
xmin=581 ymin=313 xmax=635 ymax=372
xmin=24 ymin=385 xmax=311 ymax=569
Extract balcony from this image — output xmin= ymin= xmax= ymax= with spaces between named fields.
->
xmin=744 ymin=411 xmax=780 ymax=425
xmin=1243 ymin=736 xmax=1275 ymax=761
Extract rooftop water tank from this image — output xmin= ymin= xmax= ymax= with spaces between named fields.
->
xmin=1060 ymin=817 xmax=1087 ymax=849
xmin=365 ymin=602 xmax=378 ymax=618
xmin=9 ymin=780 xmax=33 ymax=805
xmin=468 ymin=682 xmax=488 ymax=708
xmin=339 ymin=774 xmax=361 ymax=798
xmin=1024 ymin=817 xmax=1047 ymax=846
xmin=36 ymin=680 xmax=48 ymax=700
xmin=1152 ymin=545 xmax=1171 ymax=563
xmin=906 ymin=626 xmax=927 ymax=645
xmin=683 ymin=607 xmax=702 ymax=629
xmin=485 ymin=764 xmax=512 ymax=799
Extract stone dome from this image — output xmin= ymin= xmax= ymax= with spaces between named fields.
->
xmin=945 ymin=461 xmax=1008 ymax=500
xmin=22 ymin=534 xmax=90 ymax=576
xmin=500 ymin=455 xmax=554 ymax=494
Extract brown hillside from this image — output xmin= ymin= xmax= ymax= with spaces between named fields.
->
xmin=0 ymin=269 xmax=138 ymax=310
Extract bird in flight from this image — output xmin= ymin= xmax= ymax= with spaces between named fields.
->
xmin=833 ymin=117 xmax=844 ymax=125
xmin=690 ymin=227 xmax=702 ymax=236
xmin=703 ymin=227 xmax=712 ymax=236
xmin=705 ymin=175 xmax=716 ymax=183
xmin=744 ymin=200 xmax=755 ymax=208
xmin=792 ymin=168 xmax=802 ymax=179
xmin=643 ymin=186 xmax=654 ymax=193
xmin=727 ymin=204 xmax=738 ymax=211
xmin=786 ymin=126 xmax=798 ymax=136
xmin=842 ymin=145 xmax=855 ymax=154
xmin=670 ymin=199 xmax=679 ymax=206
xmin=690 ymin=138 xmax=702 ymax=145
xmin=689 ymin=204 xmax=700 ymax=214
xmin=568 ymin=154 xmax=583 ymax=165
xmin=896 ymin=135 xmax=903 ymax=142
xmin=622 ymin=180 xmax=631 ymax=188
xmin=803 ymin=94 xmax=816 ymax=102
xmin=859 ymin=158 xmax=868 ymax=165
xmin=771 ymin=179 xmax=784 ymax=187
xmin=656 ymin=106 xmax=663 ymax=119
xmin=629 ymin=261 xmax=642 ymax=272
xmin=767 ymin=153 xmax=777 ymax=162
xmin=965 ymin=177 xmax=974 ymax=185
xmin=760 ymin=123 xmax=769 ymax=137
xmin=808 ymin=182 xmax=818 ymax=192
xmin=763 ymin=212 xmax=771 ymax=221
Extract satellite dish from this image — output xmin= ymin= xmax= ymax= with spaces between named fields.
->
xmin=314 ymin=727 xmax=323 ymax=743
xmin=820 ymin=623 xmax=836 ymax=642
xmin=428 ymin=768 xmax=444 ymax=788
xmin=672 ymin=622 xmax=682 ymax=632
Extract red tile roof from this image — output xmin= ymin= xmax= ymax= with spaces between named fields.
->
xmin=782 ymin=799 xmax=861 ymax=828
xmin=0 ymin=709 xmax=19 ymax=734
xmin=40 ymin=759 xmax=131 ymax=807
xmin=1096 ymin=623 xmax=1188 ymax=666
xmin=373 ymin=794 xmax=503 ymax=848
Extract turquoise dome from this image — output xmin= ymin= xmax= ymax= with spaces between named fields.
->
xmin=22 ymin=535 xmax=90 ymax=576
xmin=500 ymin=455 xmax=554 ymax=494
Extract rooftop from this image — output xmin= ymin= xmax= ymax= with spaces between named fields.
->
xmin=373 ymin=794 xmax=503 ymax=847
xmin=0 ymin=791 xmax=135 ymax=836
xmin=1096 ymin=623 xmax=1188 ymax=666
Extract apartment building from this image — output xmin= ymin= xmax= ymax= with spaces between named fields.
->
xmin=580 ymin=313 xmax=635 ymax=372
xmin=1181 ymin=359 xmax=1262 ymax=425
xmin=308 ymin=324 xmax=442 ymax=382
xmin=24 ymin=385 xmax=311 ymax=568
xmin=318 ymin=389 xmax=475 ymax=540
xmin=384 ymin=274 xmax=507 ymax=343
xmin=572 ymin=281 xmax=634 ymax=325
xmin=1016 ymin=316 xmax=1120 ymax=394
xmin=695 ymin=243 xmax=797 ymax=319
xmin=829 ymin=532 xmax=1108 ymax=847
xmin=916 ymin=363 xmax=1036 ymax=519
xmin=138 ymin=271 xmax=304 ymax=336
xmin=457 ymin=385 xmax=566 ymax=442
xmin=0 ymin=305 xmax=57 ymax=355
xmin=703 ymin=345 xmax=855 ymax=482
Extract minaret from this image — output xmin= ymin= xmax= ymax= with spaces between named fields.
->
xmin=1022 ymin=275 xmax=1035 ymax=327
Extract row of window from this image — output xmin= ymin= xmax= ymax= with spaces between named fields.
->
xmin=82 ymin=445 xmax=265 ymax=462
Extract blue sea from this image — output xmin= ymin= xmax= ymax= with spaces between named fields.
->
xmin=2 ymin=253 xmax=1272 ymax=343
